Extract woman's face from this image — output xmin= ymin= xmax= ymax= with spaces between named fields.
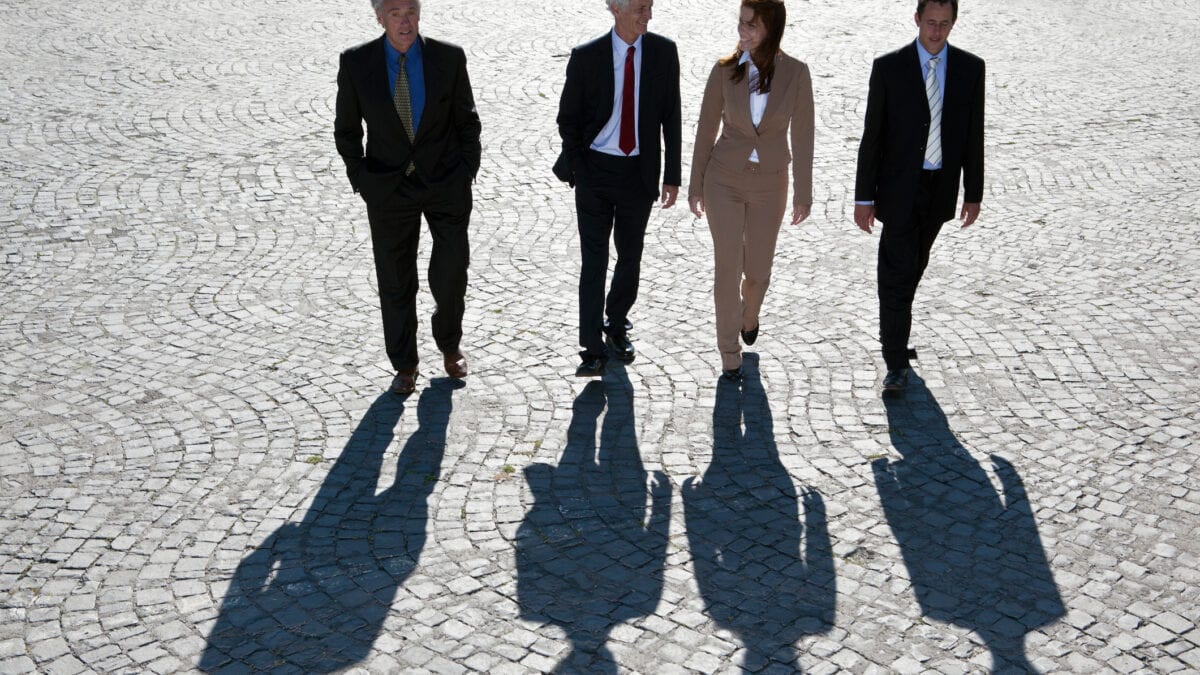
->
xmin=737 ymin=6 xmax=765 ymax=55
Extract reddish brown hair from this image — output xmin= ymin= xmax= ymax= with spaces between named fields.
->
xmin=719 ymin=0 xmax=786 ymax=93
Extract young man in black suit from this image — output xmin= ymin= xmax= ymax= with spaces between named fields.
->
xmin=854 ymin=0 xmax=985 ymax=391
xmin=334 ymin=0 xmax=481 ymax=395
xmin=554 ymin=0 xmax=682 ymax=378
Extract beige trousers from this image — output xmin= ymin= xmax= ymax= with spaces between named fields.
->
xmin=704 ymin=161 xmax=789 ymax=370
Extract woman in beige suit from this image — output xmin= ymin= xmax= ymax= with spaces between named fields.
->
xmin=688 ymin=0 xmax=813 ymax=381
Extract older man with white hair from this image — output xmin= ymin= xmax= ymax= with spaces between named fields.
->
xmin=553 ymin=0 xmax=682 ymax=378
xmin=335 ymin=0 xmax=481 ymax=395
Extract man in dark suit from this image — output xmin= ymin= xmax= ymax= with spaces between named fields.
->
xmin=554 ymin=0 xmax=682 ymax=378
xmin=854 ymin=0 xmax=984 ymax=391
xmin=335 ymin=0 xmax=481 ymax=395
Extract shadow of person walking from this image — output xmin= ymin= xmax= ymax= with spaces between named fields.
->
xmin=516 ymin=371 xmax=672 ymax=673
xmin=683 ymin=354 xmax=837 ymax=672
xmin=873 ymin=374 xmax=1065 ymax=673
xmin=199 ymin=380 xmax=460 ymax=673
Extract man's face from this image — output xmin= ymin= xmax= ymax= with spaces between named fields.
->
xmin=611 ymin=0 xmax=653 ymax=41
xmin=914 ymin=2 xmax=955 ymax=55
xmin=377 ymin=0 xmax=420 ymax=53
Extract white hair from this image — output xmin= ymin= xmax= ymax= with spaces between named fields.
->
xmin=606 ymin=0 xmax=630 ymax=9
xmin=372 ymin=0 xmax=421 ymax=11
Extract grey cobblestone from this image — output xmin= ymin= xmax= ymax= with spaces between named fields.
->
xmin=2 ymin=0 xmax=1199 ymax=672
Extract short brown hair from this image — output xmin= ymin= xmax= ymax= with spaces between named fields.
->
xmin=916 ymin=0 xmax=957 ymax=20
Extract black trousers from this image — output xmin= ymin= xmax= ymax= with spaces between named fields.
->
xmin=575 ymin=150 xmax=655 ymax=360
xmin=878 ymin=170 xmax=945 ymax=371
xmin=366 ymin=174 xmax=471 ymax=372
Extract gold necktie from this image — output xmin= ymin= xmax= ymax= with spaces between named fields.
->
xmin=393 ymin=54 xmax=415 ymax=175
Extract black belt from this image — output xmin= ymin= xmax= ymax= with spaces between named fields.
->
xmin=587 ymin=148 xmax=640 ymax=165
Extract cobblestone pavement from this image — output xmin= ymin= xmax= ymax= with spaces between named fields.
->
xmin=2 ymin=0 xmax=1198 ymax=672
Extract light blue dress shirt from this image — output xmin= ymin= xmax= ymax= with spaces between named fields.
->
xmin=857 ymin=39 xmax=950 ymax=206
xmin=916 ymin=39 xmax=948 ymax=170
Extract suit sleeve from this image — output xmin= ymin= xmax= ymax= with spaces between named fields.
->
xmin=554 ymin=48 xmax=587 ymax=184
xmin=661 ymin=41 xmax=683 ymax=188
xmin=451 ymin=47 xmax=483 ymax=179
xmin=961 ymin=58 xmax=985 ymax=204
xmin=333 ymin=51 xmax=365 ymax=192
xmin=790 ymin=61 xmax=815 ymax=206
xmin=854 ymin=59 xmax=886 ymax=203
xmin=688 ymin=63 xmax=724 ymax=201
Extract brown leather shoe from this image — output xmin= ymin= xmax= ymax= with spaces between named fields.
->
xmin=443 ymin=351 xmax=468 ymax=379
xmin=390 ymin=369 xmax=417 ymax=395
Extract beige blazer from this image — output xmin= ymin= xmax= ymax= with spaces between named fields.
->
xmin=688 ymin=53 xmax=814 ymax=205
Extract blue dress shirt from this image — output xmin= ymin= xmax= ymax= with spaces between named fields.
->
xmin=384 ymin=37 xmax=426 ymax=137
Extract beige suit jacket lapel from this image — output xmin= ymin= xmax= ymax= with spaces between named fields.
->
xmin=726 ymin=69 xmax=753 ymax=133
xmin=759 ymin=56 xmax=794 ymax=130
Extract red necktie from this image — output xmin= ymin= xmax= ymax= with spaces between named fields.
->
xmin=619 ymin=46 xmax=636 ymax=155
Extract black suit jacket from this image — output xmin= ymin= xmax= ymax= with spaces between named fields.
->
xmin=855 ymin=42 xmax=985 ymax=224
xmin=553 ymin=31 xmax=682 ymax=198
xmin=334 ymin=35 xmax=481 ymax=204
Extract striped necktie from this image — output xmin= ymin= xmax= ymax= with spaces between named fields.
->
xmin=924 ymin=56 xmax=942 ymax=167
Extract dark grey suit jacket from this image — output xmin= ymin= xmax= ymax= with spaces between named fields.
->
xmin=334 ymin=35 xmax=481 ymax=205
xmin=855 ymin=42 xmax=985 ymax=224
xmin=553 ymin=31 xmax=682 ymax=198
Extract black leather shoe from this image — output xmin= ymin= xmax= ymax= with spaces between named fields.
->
xmin=740 ymin=325 xmax=759 ymax=346
xmin=605 ymin=318 xmax=634 ymax=333
xmin=882 ymin=368 xmax=909 ymax=392
xmin=390 ymin=369 xmax=418 ymax=395
xmin=575 ymin=357 xmax=607 ymax=378
xmin=605 ymin=333 xmax=636 ymax=362
xmin=721 ymin=366 xmax=744 ymax=382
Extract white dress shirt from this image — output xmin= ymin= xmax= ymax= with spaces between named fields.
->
xmin=740 ymin=51 xmax=769 ymax=163
xmin=591 ymin=30 xmax=644 ymax=156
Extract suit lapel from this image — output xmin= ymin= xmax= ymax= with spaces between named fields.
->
xmin=367 ymin=36 xmax=391 ymax=109
xmin=905 ymin=42 xmax=929 ymax=123
xmin=416 ymin=37 xmax=440 ymax=140
xmin=367 ymin=35 xmax=413 ymax=146
xmin=941 ymin=44 xmax=960 ymax=111
xmin=636 ymin=34 xmax=650 ymax=112
xmin=601 ymin=33 xmax=616 ymax=116
xmin=758 ymin=55 xmax=793 ymax=132
xmin=728 ymin=63 xmax=752 ymax=131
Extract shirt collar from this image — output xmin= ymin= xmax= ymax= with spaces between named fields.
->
xmin=915 ymin=39 xmax=947 ymax=67
xmin=611 ymin=29 xmax=643 ymax=65
xmin=738 ymin=50 xmax=759 ymax=74
xmin=384 ymin=34 xmax=423 ymax=63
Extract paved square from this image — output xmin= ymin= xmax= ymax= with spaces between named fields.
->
xmin=2 ymin=0 xmax=1197 ymax=672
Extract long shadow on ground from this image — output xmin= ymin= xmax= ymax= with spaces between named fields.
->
xmin=683 ymin=353 xmax=837 ymax=672
xmin=200 ymin=380 xmax=459 ymax=673
xmin=516 ymin=369 xmax=671 ymax=673
xmin=874 ymin=374 xmax=1065 ymax=672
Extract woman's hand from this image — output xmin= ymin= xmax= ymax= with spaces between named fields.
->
xmin=689 ymin=195 xmax=705 ymax=220
xmin=791 ymin=202 xmax=811 ymax=225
